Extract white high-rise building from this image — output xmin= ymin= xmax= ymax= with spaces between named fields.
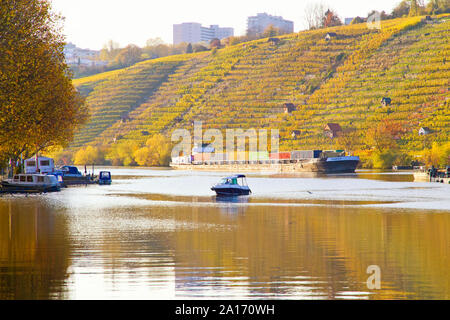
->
xmin=173 ymin=23 xmax=234 ymax=45
xmin=247 ymin=13 xmax=294 ymax=36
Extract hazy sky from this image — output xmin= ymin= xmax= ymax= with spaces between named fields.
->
xmin=51 ymin=0 xmax=403 ymax=50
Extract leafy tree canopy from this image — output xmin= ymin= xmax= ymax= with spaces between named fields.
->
xmin=0 ymin=0 xmax=88 ymax=163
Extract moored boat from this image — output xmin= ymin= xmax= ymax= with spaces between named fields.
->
xmin=1 ymin=174 xmax=60 ymax=193
xmin=211 ymin=175 xmax=251 ymax=196
xmin=58 ymin=165 xmax=96 ymax=185
xmin=98 ymin=171 xmax=112 ymax=185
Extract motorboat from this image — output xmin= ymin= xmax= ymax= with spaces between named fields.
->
xmin=211 ymin=174 xmax=251 ymax=196
xmin=1 ymin=174 xmax=60 ymax=193
xmin=59 ymin=165 xmax=83 ymax=177
xmin=57 ymin=165 xmax=95 ymax=185
xmin=98 ymin=171 xmax=112 ymax=185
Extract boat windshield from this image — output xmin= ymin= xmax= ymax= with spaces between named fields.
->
xmin=219 ymin=177 xmax=240 ymax=185
xmin=100 ymin=172 xmax=111 ymax=179
xmin=239 ymin=177 xmax=248 ymax=186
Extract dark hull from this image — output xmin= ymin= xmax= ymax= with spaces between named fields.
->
xmin=1 ymin=181 xmax=60 ymax=193
xmin=172 ymin=157 xmax=360 ymax=174
xmin=62 ymin=175 xmax=96 ymax=185
xmin=211 ymin=187 xmax=251 ymax=196
xmin=315 ymin=159 xmax=360 ymax=174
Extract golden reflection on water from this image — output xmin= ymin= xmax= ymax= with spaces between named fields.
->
xmin=0 ymin=195 xmax=449 ymax=299
xmin=0 ymin=199 xmax=70 ymax=299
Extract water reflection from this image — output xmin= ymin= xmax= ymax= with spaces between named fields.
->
xmin=0 ymin=169 xmax=449 ymax=300
xmin=0 ymin=198 xmax=70 ymax=299
xmin=171 ymin=205 xmax=449 ymax=299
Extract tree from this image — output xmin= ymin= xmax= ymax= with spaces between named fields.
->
xmin=304 ymin=2 xmax=328 ymax=30
xmin=263 ymin=25 xmax=280 ymax=37
xmin=223 ymin=36 xmax=241 ymax=47
xmin=110 ymin=44 xmax=142 ymax=68
xmin=193 ymin=44 xmax=209 ymax=53
xmin=392 ymin=0 xmax=411 ymax=17
xmin=335 ymin=129 xmax=361 ymax=153
xmin=0 ymin=0 xmax=88 ymax=164
xmin=134 ymin=134 xmax=171 ymax=166
xmin=210 ymin=38 xmax=222 ymax=49
xmin=367 ymin=10 xmax=390 ymax=21
xmin=106 ymin=140 xmax=140 ymax=166
xmin=365 ymin=119 xmax=405 ymax=152
xmin=426 ymin=0 xmax=450 ymax=14
xmin=186 ymin=43 xmax=193 ymax=54
xmin=409 ymin=0 xmax=423 ymax=16
xmin=73 ymin=146 xmax=104 ymax=165
xmin=100 ymin=40 xmax=121 ymax=61
xmin=145 ymin=37 xmax=164 ymax=47
xmin=323 ymin=9 xmax=342 ymax=28
xmin=422 ymin=141 xmax=450 ymax=167
xmin=351 ymin=17 xmax=366 ymax=24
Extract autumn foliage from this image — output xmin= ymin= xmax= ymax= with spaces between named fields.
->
xmin=0 ymin=0 xmax=88 ymax=165
xmin=64 ymin=15 xmax=449 ymax=169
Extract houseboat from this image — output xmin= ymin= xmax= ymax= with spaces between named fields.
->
xmin=1 ymin=174 xmax=60 ymax=193
xmin=25 ymin=156 xmax=55 ymax=174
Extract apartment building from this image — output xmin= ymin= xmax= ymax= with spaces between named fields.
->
xmin=247 ymin=13 xmax=294 ymax=36
xmin=173 ymin=23 xmax=234 ymax=45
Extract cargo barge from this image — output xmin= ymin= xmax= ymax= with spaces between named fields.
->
xmin=171 ymin=148 xmax=359 ymax=174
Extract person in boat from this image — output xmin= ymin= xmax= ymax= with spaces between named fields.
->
xmin=211 ymin=175 xmax=251 ymax=196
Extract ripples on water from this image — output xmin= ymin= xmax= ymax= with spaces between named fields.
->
xmin=0 ymin=168 xmax=449 ymax=299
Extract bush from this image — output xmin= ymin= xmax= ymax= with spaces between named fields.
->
xmin=371 ymin=150 xmax=399 ymax=169
xmin=73 ymin=146 xmax=105 ymax=165
xmin=106 ymin=140 xmax=140 ymax=166
xmin=134 ymin=134 xmax=171 ymax=167
xmin=422 ymin=141 xmax=450 ymax=167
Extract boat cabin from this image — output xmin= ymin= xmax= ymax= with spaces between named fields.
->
xmin=25 ymin=156 xmax=55 ymax=174
xmin=211 ymin=174 xmax=251 ymax=196
xmin=12 ymin=174 xmax=57 ymax=185
xmin=219 ymin=175 xmax=248 ymax=186
xmin=60 ymin=165 xmax=82 ymax=176
xmin=98 ymin=171 xmax=112 ymax=185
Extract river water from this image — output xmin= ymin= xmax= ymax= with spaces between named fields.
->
xmin=0 ymin=168 xmax=449 ymax=299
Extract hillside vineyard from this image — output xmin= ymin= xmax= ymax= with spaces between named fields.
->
xmin=72 ymin=16 xmax=449 ymax=153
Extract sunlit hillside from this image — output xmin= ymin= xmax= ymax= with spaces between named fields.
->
xmin=71 ymin=15 xmax=449 ymax=156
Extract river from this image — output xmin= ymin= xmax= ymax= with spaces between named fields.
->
xmin=0 ymin=168 xmax=449 ymax=299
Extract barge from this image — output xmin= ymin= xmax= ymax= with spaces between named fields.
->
xmin=171 ymin=149 xmax=359 ymax=174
